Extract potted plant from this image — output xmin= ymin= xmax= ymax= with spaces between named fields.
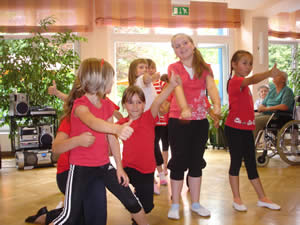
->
xmin=0 ymin=16 xmax=86 ymax=127
xmin=208 ymin=104 xmax=229 ymax=149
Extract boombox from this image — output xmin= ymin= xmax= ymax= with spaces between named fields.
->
xmin=9 ymin=93 xmax=29 ymax=116
xmin=18 ymin=125 xmax=54 ymax=149
xmin=15 ymin=150 xmax=57 ymax=170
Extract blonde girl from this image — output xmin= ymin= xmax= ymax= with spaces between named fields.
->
xmin=51 ymin=58 xmax=134 ymax=225
xmin=167 ymin=33 xmax=221 ymax=220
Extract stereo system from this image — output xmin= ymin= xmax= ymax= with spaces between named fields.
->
xmin=15 ymin=150 xmax=57 ymax=170
xmin=18 ymin=125 xmax=54 ymax=149
xmin=9 ymin=93 xmax=56 ymax=116
xmin=9 ymin=93 xmax=29 ymax=116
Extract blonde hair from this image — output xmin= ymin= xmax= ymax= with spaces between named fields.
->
xmin=171 ymin=33 xmax=210 ymax=79
xmin=128 ymin=58 xmax=148 ymax=86
xmin=121 ymin=85 xmax=145 ymax=105
xmin=62 ymin=58 xmax=114 ymax=119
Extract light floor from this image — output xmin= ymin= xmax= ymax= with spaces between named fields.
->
xmin=0 ymin=149 xmax=299 ymax=225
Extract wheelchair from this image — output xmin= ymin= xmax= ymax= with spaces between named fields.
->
xmin=255 ymin=96 xmax=300 ymax=166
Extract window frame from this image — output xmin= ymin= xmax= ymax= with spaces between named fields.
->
xmin=108 ymin=27 xmax=234 ymax=105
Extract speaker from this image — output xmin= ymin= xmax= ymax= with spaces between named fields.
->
xmin=39 ymin=125 xmax=54 ymax=148
xmin=15 ymin=150 xmax=56 ymax=170
xmin=9 ymin=93 xmax=29 ymax=116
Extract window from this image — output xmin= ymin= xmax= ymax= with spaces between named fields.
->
xmin=110 ymin=27 xmax=232 ymax=107
xmin=268 ymin=38 xmax=300 ymax=95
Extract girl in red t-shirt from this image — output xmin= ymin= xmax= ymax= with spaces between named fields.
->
xmin=51 ymin=58 xmax=134 ymax=225
xmin=225 ymin=50 xmax=281 ymax=212
xmin=117 ymin=73 xmax=181 ymax=221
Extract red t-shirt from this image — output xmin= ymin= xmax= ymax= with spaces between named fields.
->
xmin=117 ymin=110 xmax=158 ymax=173
xmin=56 ymin=118 xmax=71 ymax=174
xmin=69 ymin=96 xmax=115 ymax=166
xmin=168 ymin=61 xmax=211 ymax=120
xmin=225 ymin=76 xmax=255 ymax=130
xmin=106 ymin=97 xmax=120 ymax=110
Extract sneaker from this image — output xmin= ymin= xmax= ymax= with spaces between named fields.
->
xmin=154 ymin=183 xmax=160 ymax=195
xmin=160 ymin=178 xmax=168 ymax=185
xmin=168 ymin=206 xmax=180 ymax=220
xmin=257 ymin=200 xmax=280 ymax=210
xmin=232 ymin=202 xmax=247 ymax=212
xmin=191 ymin=204 xmax=211 ymax=217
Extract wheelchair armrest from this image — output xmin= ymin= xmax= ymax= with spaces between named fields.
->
xmin=273 ymin=110 xmax=292 ymax=118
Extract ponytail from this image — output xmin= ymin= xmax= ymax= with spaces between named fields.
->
xmin=193 ymin=48 xmax=210 ymax=79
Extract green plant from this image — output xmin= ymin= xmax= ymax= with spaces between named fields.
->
xmin=0 ymin=16 xmax=86 ymax=127
xmin=208 ymin=104 xmax=229 ymax=148
xmin=269 ymin=43 xmax=300 ymax=96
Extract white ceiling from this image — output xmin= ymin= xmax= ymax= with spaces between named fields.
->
xmin=190 ymin=0 xmax=300 ymax=17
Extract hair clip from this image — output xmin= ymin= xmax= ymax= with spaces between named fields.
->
xmin=101 ymin=58 xmax=104 ymax=67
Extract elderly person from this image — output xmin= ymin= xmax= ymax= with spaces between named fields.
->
xmin=254 ymin=84 xmax=269 ymax=110
xmin=254 ymin=71 xmax=295 ymax=140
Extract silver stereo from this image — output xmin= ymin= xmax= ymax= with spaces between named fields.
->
xmin=18 ymin=126 xmax=39 ymax=149
xmin=15 ymin=150 xmax=57 ymax=170
xmin=9 ymin=93 xmax=29 ymax=116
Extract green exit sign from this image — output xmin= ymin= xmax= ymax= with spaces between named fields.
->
xmin=172 ymin=6 xmax=189 ymax=16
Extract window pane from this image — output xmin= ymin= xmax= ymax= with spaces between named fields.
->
xmin=198 ymin=45 xmax=225 ymax=104
xmin=154 ymin=27 xmax=193 ymax=35
xmin=197 ymin=28 xmax=228 ymax=36
xmin=113 ymin=27 xmax=150 ymax=34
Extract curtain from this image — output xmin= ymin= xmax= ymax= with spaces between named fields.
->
xmin=0 ymin=0 xmax=93 ymax=33
xmin=95 ymin=0 xmax=240 ymax=28
xmin=268 ymin=10 xmax=300 ymax=39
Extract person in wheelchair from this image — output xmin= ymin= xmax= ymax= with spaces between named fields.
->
xmin=254 ymin=71 xmax=295 ymax=141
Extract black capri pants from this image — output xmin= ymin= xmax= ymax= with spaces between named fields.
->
xmin=154 ymin=125 xmax=169 ymax=166
xmin=167 ymin=118 xmax=208 ymax=180
xmin=224 ymin=125 xmax=259 ymax=180
xmin=124 ymin=167 xmax=154 ymax=214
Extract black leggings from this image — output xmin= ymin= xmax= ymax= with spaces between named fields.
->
xmin=224 ymin=126 xmax=259 ymax=180
xmin=47 ymin=164 xmax=142 ymax=225
xmin=154 ymin=125 xmax=169 ymax=166
xmin=124 ymin=167 xmax=154 ymax=214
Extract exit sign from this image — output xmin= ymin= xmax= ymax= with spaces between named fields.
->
xmin=172 ymin=6 xmax=189 ymax=16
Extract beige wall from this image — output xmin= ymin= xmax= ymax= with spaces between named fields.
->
xmin=239 ymin=11 xmax=270 ymax=101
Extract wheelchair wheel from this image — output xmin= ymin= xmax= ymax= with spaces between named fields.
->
xmin=256 ymin=151 xmax=269 ymax=167
xmin=255 ymin=130 xmax=275 ymax=167
xmin=276 ymin=120 xmax=300 ymax=165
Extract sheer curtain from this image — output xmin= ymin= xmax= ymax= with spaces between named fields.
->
xmin=0 ymin=0 xmax=93 ymax=33
xmin=95 ymin=0 xmax=240 ymax=28
xmin=268 ymin=10 xmax=300 ymax=39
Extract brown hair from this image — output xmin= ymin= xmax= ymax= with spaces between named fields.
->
xmin=62 ymin=77 xmax=85 ymax=121
xmin=227 ymin=50 xmax=253 ymax=92
xmin=146 ymin=58 xmax=156 ymax=70
xmin=171 ymin=33 xmax=210 ymax=79
xmin=128 ymin=58 xmax=148 ymax=86
xmin=121 ymin=85 xmax=145 ymax=105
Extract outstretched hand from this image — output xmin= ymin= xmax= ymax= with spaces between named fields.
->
xmin=270 ymin=63 xmax=280 ymax=78
xmin=169 ymin=71 xmax=182 ymax=88
xmin=117 ymin=119 xmax=134 ymax=140
xmin=48 ymin=80 xmax=58 ymax=96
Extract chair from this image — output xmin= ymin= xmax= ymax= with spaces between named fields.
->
xmin=255 ymin=96 xmax=300 ymax=166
